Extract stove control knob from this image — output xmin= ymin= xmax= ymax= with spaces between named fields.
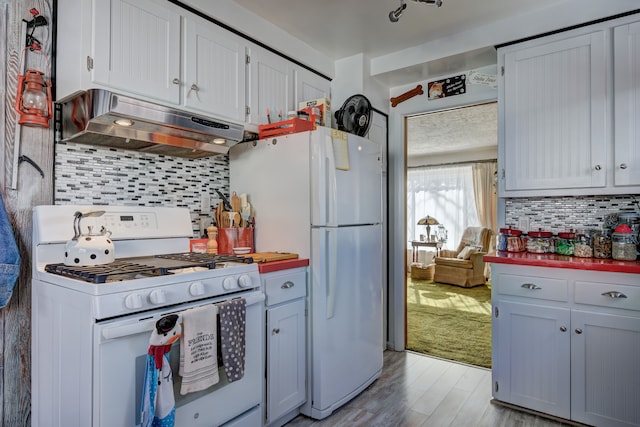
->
xmin=124 ymin=293 xmax=143 ymax=310
xmin=149 ymin=289 xmax=166 ymax=305
xmin=189 ymin=281 xmax=205 ymax=296
xmin=238 ymin=274 xmax=253 ymax=288
xmin=223 ymin=277 xmax=237 ymax=290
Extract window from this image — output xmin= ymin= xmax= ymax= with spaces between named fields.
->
xmin=407 ymin=164 xmax=480 ymax=250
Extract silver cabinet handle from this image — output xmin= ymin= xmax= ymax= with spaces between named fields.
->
xmin=601 ymin=291 xmax=627 ymax=299
xmin=281 ymin=281 xmax=294 ymax=289
xmin=620 ymin=163 xmax=628 ymax=170
xmin=560 ymin=326 xmax=567 ymax=332
xmin=272 ymin=328 xmax=280 ymax=335
xmin=172 ymin=78 xmax=180 ymax=85
xmin=594 ymin=164 xmax=602 ymax=171
xmin=187 ymin=83 xmax=200 ymax=100
xmin=521 ymin=283 xmax=541 ymax=290
xmin=575 ymin=328 xmax=583 ymax=335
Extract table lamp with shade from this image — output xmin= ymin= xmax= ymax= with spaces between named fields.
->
xmin=417 ymin=215 xmax=439 ymax=241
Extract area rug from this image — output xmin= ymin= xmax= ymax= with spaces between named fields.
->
xmin=406 ymin=276 xmax=492 ymax=368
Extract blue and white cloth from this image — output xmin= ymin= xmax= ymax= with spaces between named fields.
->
xmin=0 ymin=193 xmax=20 ymax=309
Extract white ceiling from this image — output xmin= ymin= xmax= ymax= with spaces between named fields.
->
xmin=232 ymin=0 xmax=567 ymax=62
xmin=407 ymin=102 xmax=497 ymax=159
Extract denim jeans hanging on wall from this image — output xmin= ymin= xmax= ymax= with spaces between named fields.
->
xmin=0 ymin=193 xmax=20 ymax=308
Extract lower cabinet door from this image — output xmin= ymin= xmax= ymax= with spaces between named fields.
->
xmin=571 ymin=310 xmax=640 ymax=427
xmin=266 ymin=299 xmax=306 ymax=423
xmin=494 ymin=300 xmax=571 ymax=418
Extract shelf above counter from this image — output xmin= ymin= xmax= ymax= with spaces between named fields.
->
xmin=484 ymin=251 xmax=640 ymax=274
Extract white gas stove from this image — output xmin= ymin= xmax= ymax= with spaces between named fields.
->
xmin=31 ymin=205 xmax=264 ymax=427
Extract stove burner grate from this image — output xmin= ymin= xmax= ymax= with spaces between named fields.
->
xmin=44 ymin=261 xmax=168 ymax=284
xmin=44 ymin=253 xmax=254 ymax=284
xmin=156 ymin=253 xmax=254 ymax=264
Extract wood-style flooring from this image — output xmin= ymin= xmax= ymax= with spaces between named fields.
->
xmin=285 ymin=350 xmax=572 ymax=427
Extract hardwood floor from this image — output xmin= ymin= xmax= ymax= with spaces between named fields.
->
xmin=285 ymin=351 xmax=572 ymax=427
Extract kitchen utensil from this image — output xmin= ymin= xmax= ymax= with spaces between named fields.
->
xmin=231 ymin=192 xmax=241 ymax=213
xmin=64 ymin=210 xmax=115 ymax=266
xmin=241 ymin=203 xmax=251 ymax=227
xmin=215 ymin=189 xmax=232 ymax=211
xmin=233 ymin=212 xmax=241 ymax=228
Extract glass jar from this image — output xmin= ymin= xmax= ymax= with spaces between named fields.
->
xmin=612 ymin=231 xmax=637 ymax=261
xmin=497 ymin=227 xmax=523 ymax=252
xmin=617 ymin=212 xmax=640 ymax=250
xmin=592 ymin=230 xmax=612 ymax=259
xmin=555 ymin=230 xmax=576 ymax=256
xmin=574 ymin=229 xmax=594 ymax=258
xmin=526 ymin=229 xmax=553 ymax=253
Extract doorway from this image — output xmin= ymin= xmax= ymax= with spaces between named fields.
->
xmin=404 ymin=102 xmax=497 ymax=367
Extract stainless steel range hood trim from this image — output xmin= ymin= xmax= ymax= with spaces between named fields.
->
xmin=57 ymin=89 xmax=245 ymax=158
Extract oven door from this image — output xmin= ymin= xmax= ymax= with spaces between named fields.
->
xmin=93 ymin=291 xmax=264 ymax=427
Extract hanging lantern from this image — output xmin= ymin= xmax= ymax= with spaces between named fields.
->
xmin=15 ymin=68 xmax=52 ymax=128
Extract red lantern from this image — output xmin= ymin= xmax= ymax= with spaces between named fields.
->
xmin=15 ymin=68 xmax=53 ymax=128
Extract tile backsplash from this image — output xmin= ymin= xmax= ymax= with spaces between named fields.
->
xmin=54 ymin=142 xmax=229 ymax=237
xmin=505 ymin=194 xmax=640 ymax=233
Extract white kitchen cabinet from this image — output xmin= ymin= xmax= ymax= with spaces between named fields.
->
xmin=263 ymin=267 xmax=307 ymax=427
xmin=614 ymin=20 xmax=640 ymax=187
xmin=499 ymin=29 xmax=608 ymax=195
xmin=183 ymin=16 xmax=247 ymax=122
xmin=247 ymin=45 xmax=331 ymax=126
xmin=498 ymin=13 xmax=640 ymax=197
xmin=92 ymin=0 xmax=181 ymax=104
xmin=248 ymin=47 xmax=294 ymax=126
xmin=491 ymin=264 xmax=640 ymax=426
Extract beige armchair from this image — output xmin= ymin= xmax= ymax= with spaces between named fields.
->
xmin=434 ymin=226 xmax=493 ymax=288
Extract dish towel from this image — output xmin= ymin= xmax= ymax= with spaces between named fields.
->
xmin=179 ymin=304 xmax=219 ymax=394
xmin=0 ymin=193 xmax=20 ymax=309
xmin=219 ymin=298 xmax=247 ymax=382
xmin=141 ymin=314 xmax=181 ymax=427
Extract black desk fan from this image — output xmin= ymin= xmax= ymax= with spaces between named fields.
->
xmin=334 ymin=94 xmax=373 ymax=137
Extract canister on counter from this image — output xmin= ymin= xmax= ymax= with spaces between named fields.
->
xmin=574 ymin=229 xmax=595 ymax=258
xmin=555 ymin=229 xmax=576 ymax=256
xmin=497 ymin=227 xmax=524 ymax=252
xmin=612 ymin=224 xmax=637 ymax=261
xmin=593 ymin=229 xmax=612 ymax=259
xmin=526 ymin=229 xmax=554 ymax=253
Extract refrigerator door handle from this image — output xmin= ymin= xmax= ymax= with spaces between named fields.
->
xmin=326 ymin=228 xmax=338 ymax=319
xmin=323 ymin=134 xmax=338 ymax=227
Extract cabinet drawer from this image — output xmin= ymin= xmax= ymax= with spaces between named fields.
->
xmin=264 ymin=269 xmax=306 ymax=306
xmin=575 ymin=281 xmax=640 ymax=312
xmin=496 ymin=274 xmax=569 ymax=302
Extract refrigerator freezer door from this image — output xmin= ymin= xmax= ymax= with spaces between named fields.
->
xmin=311 ymin=130 xmax=382 ymax=227
xmin=308 ymin=224 xmax=383 ymax=419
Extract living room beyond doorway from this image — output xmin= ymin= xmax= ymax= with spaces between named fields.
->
xmin=405 ymin=102 xmax=497 ymax=367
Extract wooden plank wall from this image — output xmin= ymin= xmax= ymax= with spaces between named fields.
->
xmin=1 ymin=0 xmax=54 ymax=425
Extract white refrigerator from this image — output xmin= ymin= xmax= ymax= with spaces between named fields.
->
xmin=229 ymin=126 xmax=383 ymax=420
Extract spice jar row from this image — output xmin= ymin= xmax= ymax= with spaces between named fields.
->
xmin=497 ymin=226 xmax=638 ymax=261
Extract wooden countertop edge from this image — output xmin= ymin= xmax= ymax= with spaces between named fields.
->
xmin=257 ymin=258 xmax=310 ymax=274
xmin=484 ymin=252 xmax=640 ymax=274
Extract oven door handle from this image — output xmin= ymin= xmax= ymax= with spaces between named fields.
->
xmin=101 ymin=292 xmax=265 ymax=340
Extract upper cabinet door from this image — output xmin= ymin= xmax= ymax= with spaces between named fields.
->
xmin=93 ymin=0 xmax=181 ymax=104
xmin=501 ymin=30 xmax=608 ymax=193
xmin=183 ymin=16 xmax=246 ymax=123
xmin=294 ymin=67 xmax=331 ymax=107
xmin=614 ymin=20 xmax=640 ymax=187
xmin=248 ymin=47 xmax=293 ymax=125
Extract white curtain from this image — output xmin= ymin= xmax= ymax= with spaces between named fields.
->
xmin=407 ymin=164 xmax=480 ymax=252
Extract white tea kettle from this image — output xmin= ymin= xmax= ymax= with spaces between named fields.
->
xmin=64 ymin=210 xmax=115 ymax=266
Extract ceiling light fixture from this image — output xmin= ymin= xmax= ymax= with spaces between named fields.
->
xmin=389 ymin=0 xmax=443 ymax=22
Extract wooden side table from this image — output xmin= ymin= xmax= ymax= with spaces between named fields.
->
xmin=411 ymin=240 xmax=442 ymax=263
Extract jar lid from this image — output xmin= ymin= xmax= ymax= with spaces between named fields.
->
xmin=558 ymin=231 xmax=576 ymax=238
xmin=499 ymin=227 xmax=522 ymax=236
xmin=614 ymin=224 xmax=633 ymax=233
xmin=528 ymin=228 xmax=552 ymax=238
